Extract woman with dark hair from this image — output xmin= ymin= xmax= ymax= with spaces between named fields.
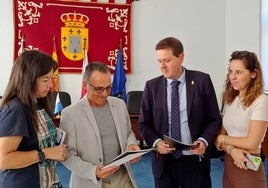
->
xmin=0 ymin=50 xmax=68 ymax=188
xmin=215 ymin=51 xmax=268 ymax=188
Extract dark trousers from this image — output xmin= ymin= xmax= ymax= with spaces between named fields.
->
xmin=154 ymin=155 xmax=211 ymax=188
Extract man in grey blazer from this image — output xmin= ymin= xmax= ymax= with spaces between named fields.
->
xmin=139 ymin=37 xmax=222 ymax=188
xmin=60 ymin=62 xmax=140 ymax=188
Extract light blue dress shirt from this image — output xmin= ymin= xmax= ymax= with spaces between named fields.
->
xmin=153 ymin=68 xmax=208 ymax=155
xmin=167 ymin=69 xmax=192 ymax=155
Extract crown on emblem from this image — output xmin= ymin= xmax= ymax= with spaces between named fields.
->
xmin=61 ymin=12 xmax=89 ymax=28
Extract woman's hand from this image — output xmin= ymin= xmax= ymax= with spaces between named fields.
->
xmin=43 ymin=144 xmax=68 ymax=161
xmin=215 ymin=134 xmax=224 ymax=151
xmin=230 ymin=147 xmax=250 ymax=170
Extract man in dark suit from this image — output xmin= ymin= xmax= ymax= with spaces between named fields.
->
xmin=139 ymin=37 xmax=222 ymax=188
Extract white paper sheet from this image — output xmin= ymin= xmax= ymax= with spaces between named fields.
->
xmin=102 ymin=148 xmax=153 ymax=169
xmin=56 ymin=127 xmax=66 ymax=145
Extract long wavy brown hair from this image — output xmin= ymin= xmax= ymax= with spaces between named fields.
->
xmin=1 ymin=50 xmax=57 ymax=129
xmin=222 ymin=50 xmax=264 ymax=107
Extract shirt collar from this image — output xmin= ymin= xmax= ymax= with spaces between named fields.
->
xmin=167 ymin=67 xmax=186 ymax=85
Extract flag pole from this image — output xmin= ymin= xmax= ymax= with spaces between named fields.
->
xmin=51 ymin=35 xmax=59 ymax=92
xmin=112 ymin=39 xmax=127 ymax=102
xmin=119 ymin=38 xmax=122 ymax=99
xmin=80 ymin=39 xmax=88 ymax=98
xmin=119 ymin=38 xmax=122 ymax=51
xmin=18 ymin=34 xmax=25 ymax=56
xmin=57 ymin=90 xmax=60 ymax=118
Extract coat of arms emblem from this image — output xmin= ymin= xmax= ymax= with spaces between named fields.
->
xmin=60 ymin=12 xmax=89 ymax=61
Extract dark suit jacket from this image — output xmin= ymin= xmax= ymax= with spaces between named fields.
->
xmin=138 ymin=68 xmax=222 ymax=177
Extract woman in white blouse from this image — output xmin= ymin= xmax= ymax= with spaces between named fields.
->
xmin=215 ymin=50 xmax=268 ymax=188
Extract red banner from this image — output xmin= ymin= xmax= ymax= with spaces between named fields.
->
xmin=13 ymin=0 xmax=132 ymax=73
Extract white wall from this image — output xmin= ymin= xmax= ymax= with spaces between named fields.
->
xmin=0 ymin=0 xmax=261 ymax=106
xmin=261 ymin=0 xmax=268 ymax=91
xmin=225 ymin=0 xmax=260 ymax=58
xmin=0 ymin=0 xmax=14 ymax=97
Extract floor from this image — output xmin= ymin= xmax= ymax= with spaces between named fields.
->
xmin=57 ymin=154 xmax=268 ymax=188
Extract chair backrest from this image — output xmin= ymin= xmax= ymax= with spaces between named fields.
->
xmin=50 ymin=91 xmax=71 ymax=113
xmin=126 ymin=91 xmax=143 ymax=115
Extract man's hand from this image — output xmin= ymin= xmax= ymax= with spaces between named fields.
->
xmin=96 ymin=164 xmax=120 ymax=179
xmin=190 ymin=140 xmax=206 ymax=155
xmin=128 ymin=144 xmax=141 ymax=163
xmin=156 ymin=140 xmax=175 ymax=154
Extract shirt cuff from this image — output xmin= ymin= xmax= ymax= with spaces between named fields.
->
xmin=153 ymin=138 xmax=162 ymax=148
xmin=197 ymin=137 xmax=208 ymax=147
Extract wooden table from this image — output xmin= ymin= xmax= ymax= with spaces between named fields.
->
xmin=129 ymin=114 xmax=144 ymax=148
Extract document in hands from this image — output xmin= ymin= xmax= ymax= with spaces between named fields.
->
xmin=56 ymin=128 xmax=66 ymax=145
xmin=102 ymin=148 xmax=153 ymax=169
xmin=163 ymin=135 xmax=199 ymax=150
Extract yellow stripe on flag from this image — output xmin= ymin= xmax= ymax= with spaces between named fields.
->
xmin=51 ymin=36 xmax=59 ymax=92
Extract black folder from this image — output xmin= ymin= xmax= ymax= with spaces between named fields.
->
xmin=163 ymin=135 xmax=200 ymax=150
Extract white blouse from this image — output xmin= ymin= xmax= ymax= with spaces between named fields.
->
xmin=223 ymin=94 xmax=268 ymax=148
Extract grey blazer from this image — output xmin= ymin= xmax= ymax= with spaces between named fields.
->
xmin=60 ymin=96 xmax=138 ymax=188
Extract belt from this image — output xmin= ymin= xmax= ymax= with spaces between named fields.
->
xmin=169 ymin=154 xmax=201 ymax=161
xmin=169 ymin=154 xmax=195 ymax=159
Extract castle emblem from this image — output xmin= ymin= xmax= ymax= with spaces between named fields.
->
xmin=60 ymin=12 xmax=89 ymax=61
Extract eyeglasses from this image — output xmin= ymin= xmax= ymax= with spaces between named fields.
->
xmin=230 ymin=51 xmax=257 ymax=70
xmin=89 ymin=83 xmax=112 ymax=94
xmin=232 ymin=50 xmax=250 ymax=57
xmin=228 ymin=70 xmax=246 ymax=76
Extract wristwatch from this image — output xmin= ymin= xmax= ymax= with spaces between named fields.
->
xmin=37 ymin=148 xmax=46 ymax=162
